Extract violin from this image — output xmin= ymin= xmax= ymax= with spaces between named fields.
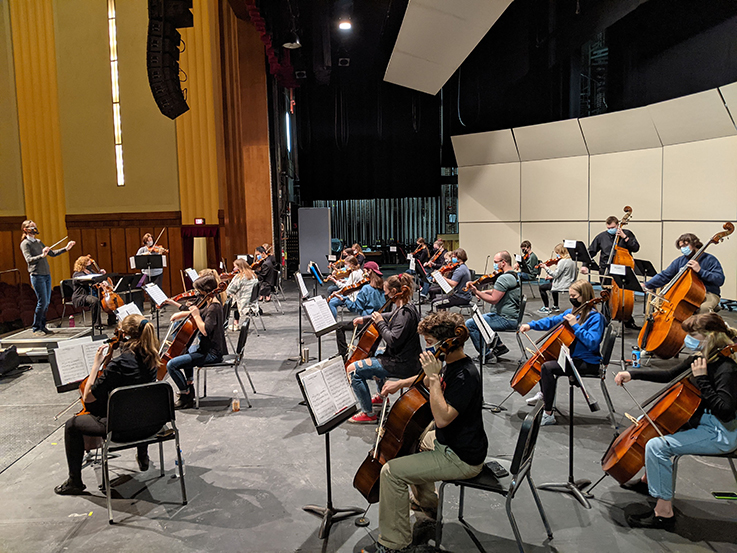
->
xmin=638 ymin=222 xmax=734 ymax=359
xmin=439 ymin=261 xmax=460 ymax=275
xmin=601 ymin=342 xmax=737 ymax=484
xmin=534 ymin=257 xmax=561 ymax=269
xmin=77 ymin=329 xmax=124 ymax=416
xmin=604 ymin=206 xmax=635 ymax=322
xmin=353 ymin=329 xmax=468 ymax=503
xmin=332 ymin=267 xmax=352 ymax=280
xmin=328 ymin=275 xmax=369 ymax=301
xmin=147 ymin=245 xmax=169 ymax=254
xmin=464 ymin=269 xmax=503 ymax=291
xmin=426 ymin=247 xmax=444 ymax=267
xmin=509 ymin=291 xmax=610 ymax=396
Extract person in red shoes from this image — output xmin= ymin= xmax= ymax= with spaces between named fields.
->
xmin=347 ymin=273 xmax=421 ymax=423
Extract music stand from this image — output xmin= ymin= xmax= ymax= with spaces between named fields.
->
xmin=470 ymin=305 xmax=500 ymax=411
xmin=133 ymin=254 xmax=164 ymax=288
xmin=414 ymin=262 xmax=430 ymax=316
xmin=564 ymin=240 xmax=598 ymax=275
xmin=610 ymin=266 xmax=644 ymax=360
xmin=538 ymin=349 xmax=600 ymax=508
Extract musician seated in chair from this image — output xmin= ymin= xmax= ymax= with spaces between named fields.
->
xmin=419 ymin=238 xmax=446 ymax=301
xmin=465 ymin=251 xmax=521 ymax=364
xmin=167 ymin=274 xmax=226 ymax=409
xmin=516 ymin=240 xmax=540 ymax=282
xmin=371 ymin=311 xmax=488 ymax=553
xmin=346 ymin=274 xmax=421 ymax=424
xmin=429 ymin=248 xmax=473 ymax=311
xmin=326 ymin=256 xmax=365 ymax=317
xmin=54 ymin=315 xmax=159 ymax=495
xmin=519 ymin=279 xmax=606 ymax=426
xmin=538 ymin=243 xmax=577 ymax=314
xmin=333 ymin=262 xmax=386 ymax=361
xmin=71 ymin=255 xmax=114 ymax=327
xmin=226 ymin=258 xmax=259 ymax=327
xmin=254 ymin=246 xmax=278 ymax=302
xmin=643 ymin=233 xmax=725 ymax=314
xmin=614 ymin=312 xmax=737 ymax=530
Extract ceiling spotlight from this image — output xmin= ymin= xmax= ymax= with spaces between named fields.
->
xmin=338 ymin=20 xmax=352 ymax=30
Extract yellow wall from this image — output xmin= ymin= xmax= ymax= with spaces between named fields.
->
xmin=0 ymin=0 xmax=24 ymax=217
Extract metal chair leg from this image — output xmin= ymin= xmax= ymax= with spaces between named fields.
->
xmin=527 ymin=473 xmax=553 ymax=539
xmin=103 ymin=441 xmax=114 ymax=524
xmin=173 ymin=427 xmax=187 ymax=505
xmin=435 ymin=482 xmax=447 ymax=547
xmin=505 ymin=493 xmax=526 ymax=553
xmin=242 ymin=360 xmax=257 ymax=394
xmin=234 ymin=364 xmax=252 ymax=408
xmin=158 ymin=441 xmax=165 ymax=477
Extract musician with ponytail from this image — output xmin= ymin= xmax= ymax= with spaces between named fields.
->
xmin=54 ymin=315 xmax=161 ymax=495
xmin=614 ymin=312 xmax=737 ymax=530
xmin=347 ymin=273 xmax=422 ymax=424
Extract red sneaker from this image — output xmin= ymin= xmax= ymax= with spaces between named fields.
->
xmin=349 ymin=412 xmax=378 ymax=424
xmin=371 ymin=394 xmax=384 ymax=405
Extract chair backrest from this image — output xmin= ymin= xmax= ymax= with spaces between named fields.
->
xmin=107 ymin=382 xmax=174 ymax=442
xmin=249 ymin=281 xmax=260 ymax=303
xmin=60 ymin=279 xmax=74 ymax=302
xmin=235 ymin=318 xmax=251 ymax=357
xmin=600 ymin=324 xmax=617 ymax=367
xmin=509 ymin=400 xmax=544 ymax=477
xmin=515 ymin=294 xmax=527 ymax=329
xmin=222 ymin=297 xmax=233 ymax=327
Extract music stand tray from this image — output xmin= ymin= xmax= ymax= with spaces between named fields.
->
xmin=633 ymin=259 xmax=657 ymax=279
xmin=565 ymin=241 xmax=599 ymax=272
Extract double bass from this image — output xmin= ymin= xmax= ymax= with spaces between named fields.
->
xmin=510 ymin=291 xmax=609 ymax=396
xmin=604 ymin=206 xmax=635 ymax=322
xmin=638 ymin=222 xmax=734 ymax=359
xmin=353 ymin=330 xmax=468 ymax=503
xmin=601 ymin=342 xmax=737 ymax=484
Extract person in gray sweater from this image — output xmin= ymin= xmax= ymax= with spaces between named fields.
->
xmin=19 ymin=220 xmax=75 ymax=335
xmin=538 ymin=243 xmax=577 ymax=313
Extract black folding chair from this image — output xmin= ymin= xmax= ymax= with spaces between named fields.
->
xmin=59 ymin=279 xmax=86 ymax=327
xmin=103 ymin=382 xmax=187 ymax=524
xmin=436 ymin=401 xmax=553 ymax=553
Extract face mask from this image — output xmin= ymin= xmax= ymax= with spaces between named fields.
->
xmin=570 ymin=297 xmax=581 ymax=308
xmin=681 ymin=245 xmax=691 ymax=256
xmin=425 ymin=343 xmax=440 ymax=355
xmin=607 ymin=227 xmax=617 ymax=235
xmin=451 ymin=257 xmax=458 ymax=263
xmin=28 ymin=227 xmax=39 ymax=235
xmin=493 ymin=262 xmax=499 ymax=271
xmin=146 ymin=240 xmax=153 ymax=247
xmin=683 ymin=335 xmax=702 ymax=351
xmin=555 ymin=253 xmax=561 ymax=259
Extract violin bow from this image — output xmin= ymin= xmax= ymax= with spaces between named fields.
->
xmin=153 ymin=227 xmax=166 ymax=247
xmin=619 ymin=383 xmax=667 ymax=438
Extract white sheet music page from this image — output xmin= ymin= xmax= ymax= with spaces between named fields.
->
xmin=185 ymin=268 xmax=199 ymax=282
xmin=54 ymin=337 xmax=93 ymax=386
xmin=295 ymin=272 xmax=309 ymax=298
xmin=300 ymin=365 xmax=336 ymax=427
xmin=321 ymin=357 xmax=357 ymax=414
xmin=115 ymin=302 xmax=142 ymax=321
xmin=431 ymin=271 xmax=453 ymax=294
xmin=302 ymin=296 xmax=337 ymax=334
xmin=144 ymin=283 xmax=168 ymax=307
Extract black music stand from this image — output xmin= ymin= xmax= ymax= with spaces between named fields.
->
xmin=565 ymin=241 xmax=598 ymax=276
xmin=134 ymin=254 xmax=164 ymax=289
xmin=538 ymin=351 xmax=600 ymax=508
xmin=610 ymin=267 xmax=643 ymax=360
xmin=470 ymin=305 xmax=502 ymax=411
xmin=414 ymin=262 xmax=430 ymax=316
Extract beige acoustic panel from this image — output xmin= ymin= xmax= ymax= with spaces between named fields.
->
xmin=521 ymin=222 xmax=589 ymax=267
xmin=647 ymin=89 xmax=736 ymax=146
xmin=513 ymin=119 xmax=588 ymax=161
xmin=720 ymin=81 xmax=737 ymax=126
xmin=662 ymin=136 xmax=737 ymax=222
xmin=589 ymin=149 xmax=662 ymax=222
xmin=578 ymin=107 xmax=662 ymax=155
xmin=458 ymin=221 xmax=520 ymax=275
xmin=458 ymin=163 xmax=520 ymax=223
xmin=662 ymin=221 xmax=737 ymax=300
xmin=520 ymin=156 xmax=589 ymax=221
xmin=587 ymin=221 xmax=663 ymax=279
xmin=452 ymin=129 xmax=519 ymax=167
xmin=384 ymin=0 xmax=513 ymax=95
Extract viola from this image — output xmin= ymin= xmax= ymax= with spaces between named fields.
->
xmin=464 ymin=269 xmax=503 ymax=291
xmin=332 ymin=267 xmax=351 ymax=280
xmin=159 ymin=281 xmax=227 ymax=381
xmin=77 ymin=329 xmax=124 ymax=416
xmin=439 ymin=261 xmax=460 ymax=275
xmin=147 ymin=245 xmax=169 ymax=255
xmin=638 ymin=222 xmax=734 ymax=359
xmin=534 ymin=257 xmax=561 ymax=269
xmin=604 ymin=206 xmax=635 ymax=322
xmin=510 ymin=291 xmax=610 ymax=396
xmin=328 ymin=275 xmax=369 ymax=301
xmin=353 ymin=329 xmax=468 ymax=503
xmin=426 ymin=247 xmax=444 ymax=267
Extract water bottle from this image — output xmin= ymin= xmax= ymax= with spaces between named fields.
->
xmin=68 ymin=315 xmax=75 ymax=328
xmin=632 ymin=346 xmax=641 ymax=368
xmin=231 ymin=390 xmax=241 ymax=412
xmin=173 ymin=448 xmax=185 ymax=478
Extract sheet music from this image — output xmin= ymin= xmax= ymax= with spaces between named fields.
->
xmin=299 ymin=357 xmax=357 ymax=427
xmin=564 ymin=239 xmax=577 ymax=249
xmin=432 ymin=271 xmax=452 ymax=294
xmin=389 ymin=246 xmax=397 ymax=252
xmin=53 ymin=337 xmax=93 ymax=386
xmin=185 ymin=268 xmax=199 ymax=282
xmin=143 ymin=283 xmax=168 ymax=307
xmin=558 ymin=344 xmax=574 ymax=374
xmin=115 ymin=302 xmax=142 ymax=321
xmin=302 ymin=296 xmax=337 ymax=334
xmin=74 ymin=273 xmax=102 ymax=281
xmin=321 ymin=357 xmax=356 ymax=411
xmin=295 ymin=272 xmax=309 ymax=298
xmin=471 ymin=305 xmax=496 ymax=346
xmin=609 ymin=264 xmax=626 ymax=276
xmin=236 ymin=255 xmax=248 ymax=260
xmin=327 ymin=254 xmax=337 ymax=262
xmin=300 ymin=369 xmax=336 ymax=426
xmin=129 ymin=256 xmax=135 ymax=270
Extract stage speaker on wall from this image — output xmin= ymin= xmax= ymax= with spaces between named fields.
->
xmin=147 ymin=0 xmax=193 ymax=120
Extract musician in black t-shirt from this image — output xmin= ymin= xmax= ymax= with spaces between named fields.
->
xmin=373 ymin=311 xmax=488 ymax=553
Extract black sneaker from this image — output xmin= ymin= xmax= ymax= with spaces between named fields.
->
xmin=54 ymin=478 xmax=86 ymax=495
xmin=41 ymin=327 xmax=54 ymax=335
xmin=626 ymin=509 xmax=675 ymax=531
xmin=493 ymin=344 xmax=510 ymax=358
xmin=174 ymin=392 xmax=194 ymax=409
xmin=625 ymin=320 xmax=641 ymax=330
xmin=136 ymin=453 xmax=150 ymax=471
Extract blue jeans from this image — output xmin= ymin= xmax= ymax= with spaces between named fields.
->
xmin=30 ymin=274 xmax=52 ymax=331
xmin=465 ymin=312 xmax=517 ymax=355
xmin=519 ymin=273 xmax=537 ymax=282
xmin=166 ymin=343 xmax=222 ymax=392
xmin=328 ymin=296 xmax=344 ymax=318
xmin=348 ymin=357 xmax=389 ymax=414
xmin=645 ymin=412 xmax=737 ymax=501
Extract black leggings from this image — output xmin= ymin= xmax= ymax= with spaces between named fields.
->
xmin=539 ymin=358 xmax=599 ymax=412
xmin=539 ymin=280 xmax=558 ymax=308
xmin=64 ymin=414 xmax=147 ymax=481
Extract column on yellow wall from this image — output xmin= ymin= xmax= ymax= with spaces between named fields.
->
xmin=175 ymin=0 xmax=223 ymax=226
xmin=9 ymin=0 xmax=70 ymax=282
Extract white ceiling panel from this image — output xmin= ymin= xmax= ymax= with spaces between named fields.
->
xmin=579 ymin=106 xmax=662 ymax=154
xmin=513 ymin=119 xmax=588 ymax=161
xmin=452 ymin=129 xmax=519 ymax=166
xmin=384 ymin=0 xmax=513 ymax=96
xmin=647 ymin=88 xmax=736 ymax=146
xmin=719 ymin=80 xmax=737 ymax=128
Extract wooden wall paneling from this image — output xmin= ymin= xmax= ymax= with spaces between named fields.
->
xmin=0 ymin=230 xmax=16 ymax=283
xmin=95 ymin=228 xmax=112 ymax=274
xmin=110 ymin=228 xmax=128 ymax=276
xmin=11 ymin=230 xmax=29 ymax=284
xmin=167 ymin=228 xmax=184 ymax=295
xmin=80 ymin=229 xmax=98 ymax=264
xmin=67 ymin=228 xmax=83 ymax=274
xmin=125 ymin=227 xmax=141 ymax=272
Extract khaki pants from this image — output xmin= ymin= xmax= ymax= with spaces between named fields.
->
xmin=697 ymin=292 xmax=721 ymax=314
xmin=378 ymin=431 xmax=483 ymax=550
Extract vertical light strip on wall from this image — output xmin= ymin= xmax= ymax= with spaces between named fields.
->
xmin=107 ymin=0 xmax=124 ymax=186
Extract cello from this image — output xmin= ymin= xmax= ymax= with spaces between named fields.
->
xmin=353 ymin=330 xmax=468 ymax=503
xmin=604 ymin=206 xmax=635 ymax=322
xmin=638 ymin=222 xmax=734 ymax=359
xmin=509 ymin=291 xmax=610 ymax=396
xmin=159 ymin=281 xmax=227 ymax=381
xmin=86 ymin=256 xmax=125 ymax=314
xmin=344 ymin=297 xmax=394 ymax=370
xmin=601 ymin=342 xmax=737 ymax=484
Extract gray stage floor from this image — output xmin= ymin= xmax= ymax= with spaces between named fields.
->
xmin=1 ymin=281 xmax=736 ymax=553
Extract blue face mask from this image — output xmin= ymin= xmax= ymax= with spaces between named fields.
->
xmin=683 ymin=335 xmax=702 ymax=351
xmin=681 ymin=245 xmax=692 ymax=256
xmin=425 ymin=343 xmax=440 ymax=355
xmin=493 ymin=262 xmax=499 ymax=271
xmin=451 ymin=257 xmax=458 ymax=263
xmin=607 ymin=227 xmax=617 ymax=235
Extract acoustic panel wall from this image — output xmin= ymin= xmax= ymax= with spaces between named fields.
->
xmin=588 ymin=221 xmax=663 ymax=276
xmin=513 ymin=119 xmax=588 ymax=161
xmin=452 ymin=129 xmax=519 ymax=167
xmin=458 ymin=221 xmax=520 ymax=275
xmin=720 ymin=81 xmax=737 ymax=123
xmin=457 ymin=163 xmax=520 ymax=223
xmin=578 ymin=107 xmax=661 ymax=155
xmin=589 ymin=149 xmax=663 ymax=222
xmin=521 ymin=222 xmax=590 ymax=266
xmin=521 ymin=156 xmax=589 ymax=221
xmin=662 ymin=136 xmax=737 ymax=222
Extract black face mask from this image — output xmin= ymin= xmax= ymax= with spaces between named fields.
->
xmin=28 ymin=228 xmax=39 ymax=235
xmin=570 ymin=297 xmax=581 ymax=308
